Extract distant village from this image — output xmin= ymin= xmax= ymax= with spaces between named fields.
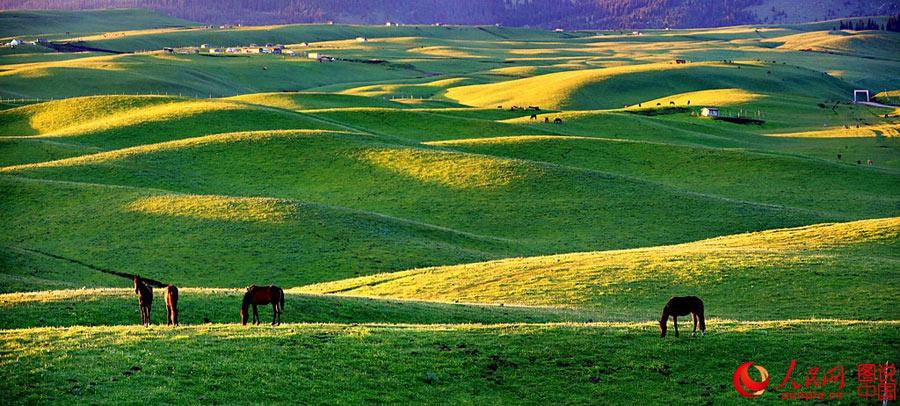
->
xmin=161 ymin=36 xmax=373 ymax=60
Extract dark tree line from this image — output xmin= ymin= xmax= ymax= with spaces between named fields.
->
xmin=837 ymin=18 xmax=881 ymax=31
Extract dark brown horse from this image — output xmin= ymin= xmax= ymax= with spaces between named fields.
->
xmin=165 ymin=285 xmax=179 ymax=326
xmin=134 ymin=275 xmax=153 ymax=327
xmin=659 ymin=296 xmax=705 ymax=338
xmin=241 ymin=285 xmax=285 ymax=326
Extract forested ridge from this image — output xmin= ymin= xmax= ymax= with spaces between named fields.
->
xmin=1 ymin=0 xmax=898 ymax=29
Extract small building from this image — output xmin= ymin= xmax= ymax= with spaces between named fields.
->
xmin=162 ymin=47 xmax=174 ymax=53
xmin=271 ymin=48 xmax=282 ymax=54
xmin=308 ymin=52 xmax=321 ymax=59
xmin=35 ymin=38 xmax=48 ymax=44
xmin=356 ymin=37 xmax=368 ymax=42
xmin=554 ymin=28 xmax=564 ymax=32
xmin=8 ymin=39 xmax=21 ymax=46
xmin=632 ymin=30 xmax=642 ymax=35
xmin=300 ymin=42 xmax=309 ymax=47
xmin=673 ymin=59 xmax=686 ymax=64
xmin=285 ymin=50 xmax=296 ymax=56
xmin=700 ymin=107 xmax=719 ymax=117
xmin=200 ymin=43 xmax=210 ymax=48
xmin=209 ymin=48 xmax=222 ymax=53
xmin=225 ymin=47 xmax=240 ymax=53
xmin=386 ymin=21 xmax=393 ymax=26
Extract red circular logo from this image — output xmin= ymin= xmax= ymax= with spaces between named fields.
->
xmin=734 ymin=362 xmax=770 ymax=398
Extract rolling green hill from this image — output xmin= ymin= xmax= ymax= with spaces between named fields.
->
xmin=1 ymin=129 xmax=835 ymax=261
xmin=303 ymin=217 xmax=900 ymax=320
xmin=445 ymin=62 xmax=853 ymax=110
xmin=0 ymin=174 xmax=517 ymax=288
xmin=0 ymin=9 xmax=200 ymax=38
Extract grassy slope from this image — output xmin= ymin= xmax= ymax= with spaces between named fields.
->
xmin=1 ymin=322 xmax=896 ymax=405
xmin=1 ymin=130 xmax=832 ymax=257
xmin=0 ymin=96 xmax=340 ymax=166
xmin=303 ymin=218 xmax=900 ymax=320
xmin=0 ymin=52 xmax=426 ymax=99
xmin=445 ymin=62 xmax=853 ymax=110
xmin=73 ymin=25 xmax=561 ymax=53
xmin=227 ymin=92 xmax=412 ymax=110
xmin=0 ymin=9 xmax=199 ymax=38
xmin=428 ymin=135 xmax=900 ymax=218
xmin=0 ymin=175 xmax=518 ymax=288
xmin=0 ymin=289 xmax=599 ymax=329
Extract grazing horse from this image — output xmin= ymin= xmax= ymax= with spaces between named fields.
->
xmin=165 ymin=285 xmax=179 ymax=326
xmin=241 ymin=285 xmax=285 ymax=326
xmin=660 ymin=296 xmax=705 ymax=338
xmin=530 ymin=114 xmax=537 ymax=120
xmin=134 ymin=276 xmax=153 ymax=327
xmin=669 ymin=101 xmax=675 ymax=105
xmin=553 ymin=117 xmax=562 ymax=124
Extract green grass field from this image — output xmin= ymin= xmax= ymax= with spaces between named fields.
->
xmin=1 ymin=9 xmax=898 ymax=405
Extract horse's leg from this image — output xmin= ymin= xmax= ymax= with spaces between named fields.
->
xmin=691 ymin=313 xmax=698 ymax=337
xmin=673 ymin=316 xmax=679 ymax=338
xmin=147 ymin=305 xmax=151 ymax=326
xmin=253 ymin=304 xmax=259 ymax=325
xmin=173 ymin=305 xmax=178 ymax=327
xmin=699 ymin=310 xmax=706 ymax=337
xmin=271 ymin=302 xmax=277 ymax=326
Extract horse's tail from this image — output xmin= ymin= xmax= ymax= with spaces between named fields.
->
xmin=279 ymin=287 xmax=285 ymax=312
xmin=698 ymin=300 xmax=706 ymax=331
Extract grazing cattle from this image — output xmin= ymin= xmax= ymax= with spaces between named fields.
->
xmin=134 ymin=276 xmax=153 ymax=327
xmin=867 ymin=160 xmax=873 ymax=165
xmin=857 ymin=160 xmax=862 ymax=165
xmin=553 ymin=118 xmax=562 ymax=124
xmin=656 ymin=103 xmax=661 ymax=106
xmin=544 ymin=117 xmax=550 ymax=123
xmin=687 ymin=100 xmax=690 ymax=105
xmin=497 ymin=105 xmax=503 ymax=109
xmin=242 ymin=285 xmax=285 ymax=326
xmin=638 ymin=103 xmax=642 ymax=107
xmin=837 ymin=154 xmax=842 ymax=160
xmin=165 ymin=285 xmax=179 ymax=326
xmin=530 ymin=114 xmax=537 ymax=120
xmin=660 ymin=296 xmax=705 ymax=338
xmin=669 ymin=101 xmax=675 ymax=105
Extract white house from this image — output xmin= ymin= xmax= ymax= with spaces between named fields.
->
xmin=700 ymin=107 xmax=719 ymax=117
xmin=308 ymin=52 xmax=321 ymax=59
xmin=356 ymin=37 xmax=368 ymax=42
xmin=200 ymin=43 xmax=210 ymax=48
